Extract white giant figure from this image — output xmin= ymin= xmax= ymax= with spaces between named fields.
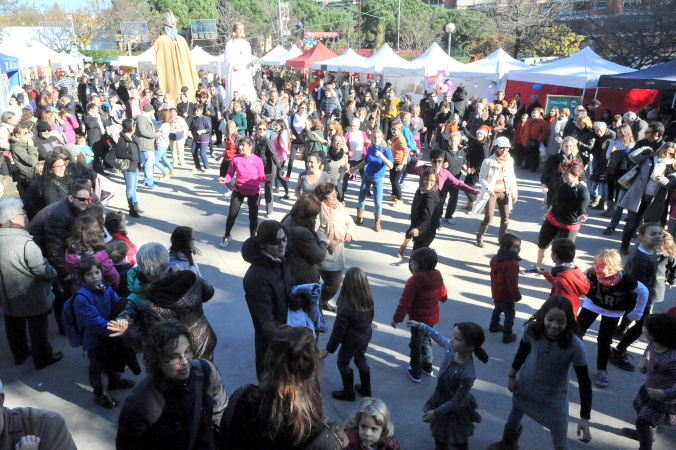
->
xmin=223 ymin=22 xmax=256 ymax=108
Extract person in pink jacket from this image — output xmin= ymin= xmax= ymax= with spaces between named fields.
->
xmin=57 ymin=108 xmax=80 ymax=144
xmin=218 ymin=138 xmax=273 ymax=247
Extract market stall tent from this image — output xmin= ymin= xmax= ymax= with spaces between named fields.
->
xmin=341 ymin=43 xmax=417 ymax=76
xmin=598 ymin=59 xmax=676 ymax=90
xmin=310 ymin=48 xmax=365 ymax=72
xmin=259 ymin=45 xmax=289 ymax=65
xmin=286 ymin=42 xmax=337 ymax=69
xmin=407 ymin=43 xmax=466 ymax=76
xmin=0 ymin=39 xmax=63 ymax=69
xmin=265 ymin=45 xmax=303 ymax=67
xmin=191 ymin=45 xmax=222 ymax=75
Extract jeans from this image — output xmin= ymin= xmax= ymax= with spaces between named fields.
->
xmin=343 ymin=160 xmax=364 ymax=197
xmin=357 ymin=172 xmax=384 ymax=216
xmin=490 ymin=301 xmax=515 ymax=337
xmin=141 ymin=151 xmax=155 ymax=184
xmin=225 ymin=190 xmax=260 ymax=237
xmin=589 ymin=181 xmax=607 ymax=201
xmin=409 ymin=325 xmax=433 ymax=378
xmin=577 ymin=309 xmax=621 ymax=371
xmin=192 ymin=141 xmax=210 ymax=170
xmin=609 ymin=190 xmax=628 ymax=229
xmin=4 ymin=312 xmax=53 ymax=366
xmin=122 ymin=170 xmax=139 ymax=205
xmin=154 ymin=146 xmax=173 ymax=174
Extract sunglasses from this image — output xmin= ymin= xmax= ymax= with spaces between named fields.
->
xmin=73 ymin=196 xmax=90 ymax=202
xmin=271 ymin=237 xmax=287 ymax=245
xmin=258 ymin=128 xmax=267 ymax=131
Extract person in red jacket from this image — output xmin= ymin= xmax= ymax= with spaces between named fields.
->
xmin=489 ymin=233 xmax=522 ymax=343
xmin=543 ymin=239 xmax=590 ymax=319
xmin=512 ymin=113 xmax=529 ymax=168
xmin=523 ymin=107 xmax=550 ymax=172
xmin=391 ymin=247 xmax=447 ymax=383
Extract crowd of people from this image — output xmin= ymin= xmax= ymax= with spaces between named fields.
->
xmin=1 ymin=62 xmax=676 ymax=450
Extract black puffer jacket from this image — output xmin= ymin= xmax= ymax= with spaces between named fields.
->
xmin=241 ymin=236 xmax=295 ymax=344
xmin=254 ymin=136 xmax=281 ymax=173
xmin=282 ymin=215 xmax=328 ymax=285
xmin=116 ymin=359 xmax=228 ymax=450
xmin=451 ymin=84 xmax=468 ymax=119
xmin=27 ymin=198 xmax=82 ymax=279
xmin=145 ymin=271 xmax=217 ymax=360
xmin=326 ymin=305 xmax=374 ymax=353
xmin=408 ymin=188 xmax=441 ymax=237
xmin=115 ymin=133 xmax=141 ymax=172
xmin=571 ymin=128 xmax=596 ymax=164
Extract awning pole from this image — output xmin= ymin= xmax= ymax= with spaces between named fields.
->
xmin=594 ymin=87 xmax=599 ymax=100
xmin=672 ymin=93 xmax=675 ymax=109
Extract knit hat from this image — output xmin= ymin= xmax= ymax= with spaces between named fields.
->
xmin=37 ymin=121 xmax=51 ymax=132
xmin=143 ymin=104 xmax=154 ymax=112
xmin=476 ymin=125 xmax=491 ymax=136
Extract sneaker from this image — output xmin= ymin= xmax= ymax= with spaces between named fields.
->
xmin=445 ymin=218 xmax=455 ymax=225
xmin=282 ymin=194 xmax=290 ymax=200
xmin=392 ymin=199 xmax=403 ymax=207
xmin=609 ymin=348 xmax=636 ymax=372
xmin=219 ymin=235 xmax=231 ymax=248
xmin=385 ymin=194 xmax=396 ymax=201
xmin=421 ymin=364 xmax=433 ymax=377
xmin=520 ymin=265 xmax=544 ymax=276
xmin=94 ymin=394 xmax=119 ymax=409
xmin=602 ymin=227 xmax=615 ymax=235
xmin=407 ymin=366 xmax=421 ymax=383
xmin=161 ymin=173 xmax=171 ymax=179
xmin=144 ymin=182 xmax=158 ymax=188
xmin=596 ymin=370 xmax=608 ymax=388
xmin=202 ymin=168 xmax=209 ymax=173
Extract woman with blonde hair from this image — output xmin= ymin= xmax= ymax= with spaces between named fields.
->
xmin=572 ymin=115 xmax=596 ymax=167
xmin=602 ymin=123 xmax=635 ymax=216
xmin=540 ymin=136 xmax=586 ymax=206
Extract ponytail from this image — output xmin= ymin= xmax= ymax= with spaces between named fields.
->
xmin=455 ymin=322 xmax=488 ymax=364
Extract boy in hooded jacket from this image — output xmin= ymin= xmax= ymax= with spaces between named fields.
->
xmin=543 ymin=238 xmax=590 ymax=319
xmin=489 ymin=233 xmax=522 ymax=343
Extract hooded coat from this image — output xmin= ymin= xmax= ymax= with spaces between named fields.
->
xmin=451 ymin=84 xmax=468 ymax=119
xmin=145 ymin=270 xmax=216 ymax=360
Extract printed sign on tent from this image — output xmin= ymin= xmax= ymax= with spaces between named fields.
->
xmin=545 ymin=95 xmax=582 ymax=115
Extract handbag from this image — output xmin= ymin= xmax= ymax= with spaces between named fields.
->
xmin=105 ymin=149 xmax=130 ymax=172
xmin=618 ymin=165 xmax=640 ymax=190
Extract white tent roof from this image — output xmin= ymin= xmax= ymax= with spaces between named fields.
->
xmin=0 ymin=38 xmax=63 ymax=68
xmin=341 ymin=44 xmax=417 ymax=76
xmin=310 ymin=48 xmax=365 ymax=71
xmin=453 ymin=49 xmax=530 ymax=79
xmin=191 ymin=46 xmax=219 ymax=64
xmin=264 ymin=45 xmax=302 ymax=66
xmin=135 ymin=47 xmax=156 ymax=63
xmin=506 ymin=47 xmax=635 ymax=89
xmin=259 ymin=45 xmax=288 ymax=65
xmin=407 ymin=43 xmax=465 ymax=75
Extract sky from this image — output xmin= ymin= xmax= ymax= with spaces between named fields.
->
xmin=19 ymin=0 xmax=111 ymax=12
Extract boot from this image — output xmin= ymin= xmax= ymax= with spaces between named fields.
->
xmin=462 ymin=200 xmax=474 ymax=210
xmin=355 ymin=368 xmax=371 ymax=397
xmin=133 ymin=202 xmax=145 ymax=214
xmin=374 ymin=215 xmax=382 ymax=232
xmin=476 ymin=223 xmax=489 ymax=248
xmin=589 ymin=195 xmax=601 ymax=208
xmin=355 ymin=209 xmax=364 ymax=226
xmin=601 ymin=200 xmax=615 ymax=217
xmin=487 ymin=425 xmax=522 ymax=450
xmin=637 ymin=418 xmax=657 ymax=449
xmin=129 ymin=205 xmax=140 ymax=218
xmin=591 ymin=200 xmax=606 ymax=210
xmin=332 ymin=369 xmax=355 ymax=401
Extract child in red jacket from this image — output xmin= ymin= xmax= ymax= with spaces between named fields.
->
xmin=391 ymin=248 xmax=447 ymax=382
xmin=543 ymin=238 xmax=590 ymax=319
xmin=489 ymin=233 xmax=522 ymax=343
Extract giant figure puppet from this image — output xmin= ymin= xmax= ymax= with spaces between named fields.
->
xmin=223 ymin=22 xmax=257 ymax=108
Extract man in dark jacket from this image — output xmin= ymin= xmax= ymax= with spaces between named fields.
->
xmin=241 ymin=224 xmax=295 ymax=381
xmin=526 ymin=95 xmax=543 ymax=116
xmin=634 ymin=121 xmax=665 ymax=151
xmin=27 ymin=183 xmax=89 ymax=333
xmin=116 ymin=320 xmax=228 ymax=450
xmin=421 ymin=91 xmax=439 ymax=147
xmin=340 ymin=99 xmax=355 ymax=131
xmin=83 ymin=102 xmax=111 ymax=173
xmin=33 ymin=121 xmax=61 ymax=160
xmin=624 ymin=111 xmax=649 ymax=142
xmin=209 ymin=85 xmax=225 ymax=146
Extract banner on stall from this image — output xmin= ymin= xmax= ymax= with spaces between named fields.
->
xmin=545 ymin=95 xmax=582 ymax=115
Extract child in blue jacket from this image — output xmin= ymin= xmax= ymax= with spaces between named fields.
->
xmin=74 ymin=257 xmax=135 ymax=409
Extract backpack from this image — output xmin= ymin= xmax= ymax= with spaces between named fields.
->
xmin=62 ymin=293 xmax=90 ymax=348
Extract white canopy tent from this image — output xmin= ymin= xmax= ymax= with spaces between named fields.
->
xmin=57 ymin=51 xmax=84 ymax=71
xmin=310 ymin=48 xmax=365 ymax=72
xmin=135 ymin=47 xmax=156 ymax=63
xmin=407 ymin=43 xmax=465 ymax=76
xmin=0 ymin=39 xmax=63 ymax=69
xmin=259 ymin=45 xmax=288 ymax=66
xmin=265 ymin=45 xmax=302 ymax=66
xmin=341 ymin=44 xmax=418 ymax=76
xmin=506 ymin=47 xmax=635 ymax=90
xmin=191 ymin=45 xmax=222 ymax=75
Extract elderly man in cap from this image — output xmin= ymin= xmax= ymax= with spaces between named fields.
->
xmin=134 ymin=103 xmax=159 ymax=188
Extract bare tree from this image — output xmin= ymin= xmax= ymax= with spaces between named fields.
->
xmin=572 ymin=0 xmax=676 ymax=68
xmin=105 ymin=0 xmax=159 ymax=54
xmin=399 ymin=16 xmax=443 ymax=53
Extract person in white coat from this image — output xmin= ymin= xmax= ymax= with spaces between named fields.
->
xmin=223 ymin=22 xmax=257 ymax=110
xmin=472 ymin=136 xmax=518 ymax=248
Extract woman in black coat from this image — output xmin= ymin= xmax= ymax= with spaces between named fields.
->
xmin=571 ymin=116 xmax=596 ymax=167
xmin=282 ymin=194 xmax=329 ymax=286
xmin=541 ymin=136 xmax=586 ymax=205
xmin=406 ymin=167 xmax=441 ymax=250
xmin=242 ymin=220 xmax=295 ymax=381
xmin=115 ymin=118 xmax=142 ymax=217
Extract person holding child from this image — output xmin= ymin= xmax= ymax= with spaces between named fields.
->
xmin=407 ymin=321 xmax=488 ymax=450
xmin=344 ymin=397 xmax=401 ymax=450
xmin=391 ymin=247 xmax=447 ymax=382
xmin=325 ymin=267 xmax=375 ymax=401
xmin=489 ymin=233 xmax=522 ymax=343
xmin=488 ymin=295 xmax=592 ymax=450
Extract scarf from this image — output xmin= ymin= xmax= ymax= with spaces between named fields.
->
xmin=328 ymin=143 xmax=345 ymax=161
xmin=495 ymin=151 xmax=510 ymax=164
xmin=320 ymin=202 xmax=348 ymax=242
xmin=594 ymin=261 xmax=622 ymax=286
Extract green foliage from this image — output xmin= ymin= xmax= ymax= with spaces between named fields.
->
xmin=529 ymin=25 xmax=584 ymax=58
xmin=151 ymin=0 xmax=217 ymax=29
xmin=79 ymin=49 xmax=123 ymax=60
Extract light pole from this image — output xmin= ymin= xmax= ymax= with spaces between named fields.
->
xmin=445 ymin=23 xmax=455 ymax=56
xmin=397 ymin=0 xmax=401 ymax=52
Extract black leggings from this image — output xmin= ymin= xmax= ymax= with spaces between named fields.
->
xmin=577 ymin=309 xmax=621 ymax=371
xmin=389 ymin=167 xmax=404 ymax=200
xmin=537 ymin=219 xmax=579 ymax=249
xmin=616 ymin=299 xmax=654 ymax=352
xmin=225 ymin=190 xmax=260 ymax=237
xmin=342 ymin=160 xmax=364 ymax=196
xmin=286 ymin=144 xmax=303 ymax=178
xmin=219 ymin=159 xmax=234 ymax=189
xmin=274 ymin=160 xmax=289 ymax=195
xmin=463 ymin=172 xmax=480 ymax=202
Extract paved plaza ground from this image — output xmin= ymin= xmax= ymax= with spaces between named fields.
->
xmin=1 ymin=145 xmax=676 ymax=449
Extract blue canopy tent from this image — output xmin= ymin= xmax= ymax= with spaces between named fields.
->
xmin=0 ymin=53 xmax=22 ymax=112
